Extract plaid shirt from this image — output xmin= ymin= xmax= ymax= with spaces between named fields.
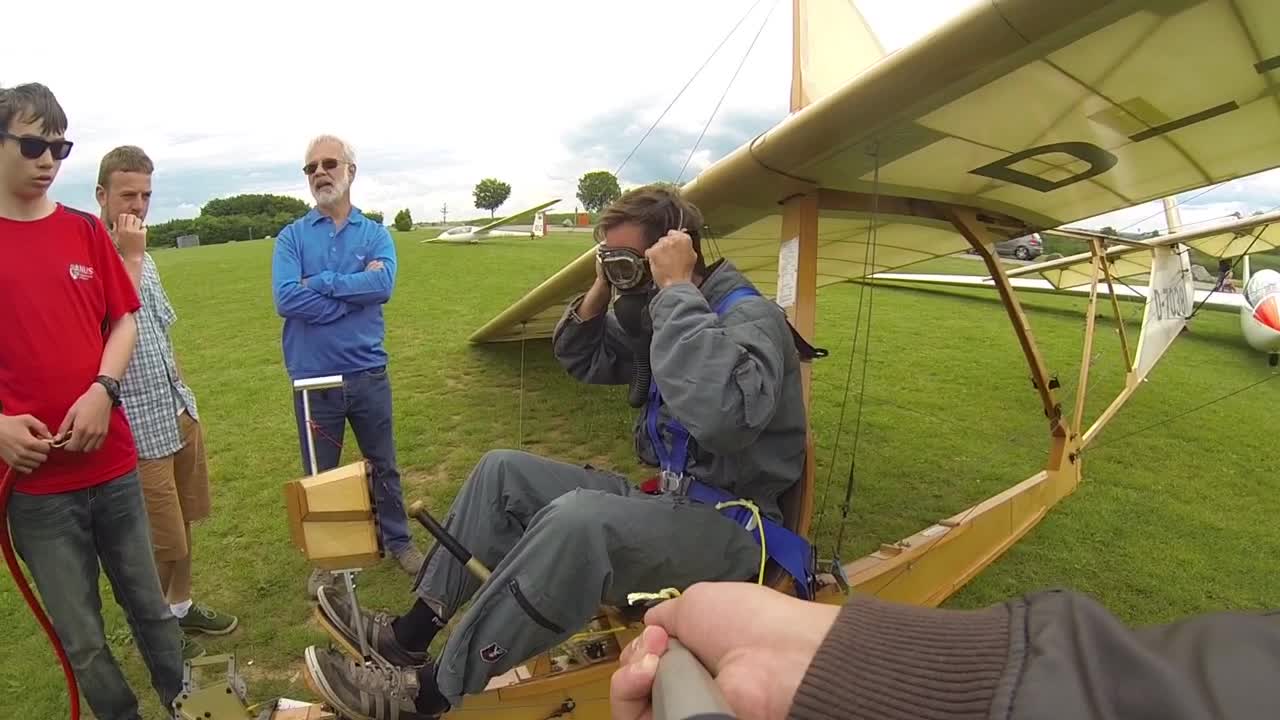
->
xmin=119 ymin=253 xmax=200 ymax=460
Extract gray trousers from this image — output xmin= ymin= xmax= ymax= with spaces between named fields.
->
xmin=413 ymin=449 xmax=761 ymax=703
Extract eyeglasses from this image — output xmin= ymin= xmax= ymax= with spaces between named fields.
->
xmin=303 ymin=158 xmax=343 ymax=175
xmin=0 ymin=132 xmax=73 ymax=160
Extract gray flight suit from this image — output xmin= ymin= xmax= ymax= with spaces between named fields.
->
xmin=414 ymin=259 xmax=809 ymax=705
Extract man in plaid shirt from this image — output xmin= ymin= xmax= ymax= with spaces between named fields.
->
xmin=95 ymin=146 xmax=238 ymax=658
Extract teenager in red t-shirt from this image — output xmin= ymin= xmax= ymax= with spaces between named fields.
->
xmin=0 ymin=83 xmax=183 ymax=720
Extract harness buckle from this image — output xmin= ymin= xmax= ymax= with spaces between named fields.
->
xmin=659 ymin=470 xmax=689 ymax=496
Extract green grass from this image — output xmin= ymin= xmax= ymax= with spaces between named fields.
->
xmin=2 ymin=232 xmax=1277 ymax=718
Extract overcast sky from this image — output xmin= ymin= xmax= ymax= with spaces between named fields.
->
xmin=4 ymin=0 xmax=1277 ymax=233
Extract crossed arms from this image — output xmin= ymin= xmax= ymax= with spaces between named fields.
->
xmin=271 ymin=224 xmax=396 ymax=324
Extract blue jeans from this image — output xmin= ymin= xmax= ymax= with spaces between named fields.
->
xmin=292 ymin=365 xmax=412 ymax=555
xmin=7 ymin=469 xmax=184 ymax=720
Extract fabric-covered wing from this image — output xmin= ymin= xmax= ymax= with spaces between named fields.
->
xmin=1008 ymin=209 xmax=1280 ymax=289
xmin=472 ymin=0 xmax=1280 ymax=343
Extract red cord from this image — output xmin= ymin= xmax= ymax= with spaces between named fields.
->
xmin=1 ymin=467 xmax=81 ymax=719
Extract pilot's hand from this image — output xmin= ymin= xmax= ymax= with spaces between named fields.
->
xmin=645 ymin=229 xmax=697 ymax=290
xmin=609 ymin=582 xmax=838 ymax=720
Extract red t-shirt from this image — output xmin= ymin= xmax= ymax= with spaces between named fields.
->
xmin=0 ymin=204 xmax=141 ymax=494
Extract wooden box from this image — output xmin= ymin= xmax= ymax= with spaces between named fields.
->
xmin=283 ymin=461 xmax=382 ymax=571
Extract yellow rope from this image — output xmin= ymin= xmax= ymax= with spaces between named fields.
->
xmin=714 ymin=498 xmax=767 ymax=585
xmin=622 ymin=497 xmax=768 ymax=612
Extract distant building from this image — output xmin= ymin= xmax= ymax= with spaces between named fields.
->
xmin=177 ymin=234 xmax=201 ymax=249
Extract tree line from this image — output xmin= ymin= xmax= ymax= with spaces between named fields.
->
xmin=144 ymin=169 xmax=629 ymax=247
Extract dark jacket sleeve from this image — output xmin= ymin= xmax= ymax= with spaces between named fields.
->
xmin=788 ymin=589 xmax=1280 ymax=720
xmin=551 ymin=294 xmax=635 ymax=386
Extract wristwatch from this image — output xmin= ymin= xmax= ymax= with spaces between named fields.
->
xmin=95 ymin=375 xmax=122 ymax=407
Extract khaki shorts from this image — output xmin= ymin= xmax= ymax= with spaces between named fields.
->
xmin=138 ymin=411 xmax=211 ymax=562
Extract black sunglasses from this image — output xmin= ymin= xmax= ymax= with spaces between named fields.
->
xmin=303 ymin=158 xmax=343 ymax=175
xmin=0 ymin=132 xmax=73 ymax=160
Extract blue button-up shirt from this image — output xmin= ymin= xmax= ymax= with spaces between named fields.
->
xmin=271 ymin=207 xmax=396 ymax=380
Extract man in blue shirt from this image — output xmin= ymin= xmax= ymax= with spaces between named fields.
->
xmin=271 ymin=134 xmax=422 ymax=593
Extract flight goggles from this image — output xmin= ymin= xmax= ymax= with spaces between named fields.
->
xmin=596 ymin=246 xmax=651 ymax=290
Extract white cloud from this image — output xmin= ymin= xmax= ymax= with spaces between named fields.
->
xmin=5 ymin=0 xmax=984 ymax=222
xmin=6 ymin=0 xmax=1274 ymax=228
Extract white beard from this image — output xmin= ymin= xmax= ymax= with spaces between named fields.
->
xmin=313 ymin=173 xmax=351 ymax=208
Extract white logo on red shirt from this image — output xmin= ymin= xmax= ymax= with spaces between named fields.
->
xmin=69 ymin=263 xmax=96 ymax=281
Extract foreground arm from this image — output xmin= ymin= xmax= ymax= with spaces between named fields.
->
xmin=552 ymin=275 xmax=636 ymax=385
xmin=613 ymin=583 xmax=1280 ymax=720
xmin=305 ymin=225 xmax=397 ymax=305
xmin=272 ymin=226 xmax=356 ymax=324
xmin=791 ymin=589 xmax=1280 ymax=720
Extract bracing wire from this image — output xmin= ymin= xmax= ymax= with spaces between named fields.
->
xmin=1089 ymin=372 xmax=1279 ymax=452
xmin=1187 ymin=226 xmax=1266 ymax=320
xmin=1116 ymin=185 xmax=1225 ymax=234
xmin=813 ymin=148 xmax=884 ymax=542
xmin=833 ymin=143 xmax=882 ymax=559
xmin=675 ymin=0 xmax=780 ymax=184
xmin=519 ymin=321 xmax=528 ymax=450
xmin=613 ymin=0 xmax=765 ymax=179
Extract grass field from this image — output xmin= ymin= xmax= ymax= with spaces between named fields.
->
xmin=2 ymin=231 xmax=1277 ymax=718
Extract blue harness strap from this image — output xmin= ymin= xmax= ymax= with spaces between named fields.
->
xmin=685 ymin=480 xmax=816 ymax=600
xmin=642 ymin=285 xmax=816 ymax=600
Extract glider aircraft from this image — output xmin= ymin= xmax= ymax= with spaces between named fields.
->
xmin=423 ymin=198 xmax=560 ymax=243
xmin=873 ymin=203 xmax=1280 ymax=364
xmin=298 ymin=0 xmax=1280 ymax=717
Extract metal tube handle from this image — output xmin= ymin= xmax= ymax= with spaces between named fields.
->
xmin=652 ymin=638 xmax=736 ymax=720
xmin=408 ymin=500 xmax=491 ymax=582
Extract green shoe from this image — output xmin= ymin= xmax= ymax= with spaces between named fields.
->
xmin=182 ymin=634 xmax=206 ymax=661
xmin=178 ymin=602 xmax=239 ymax=636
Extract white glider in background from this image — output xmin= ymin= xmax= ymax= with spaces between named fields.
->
xmin=424 ymin=199 xmax=560 ymax=244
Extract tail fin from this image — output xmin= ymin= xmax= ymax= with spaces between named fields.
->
xmin=533 ymin=211 xmax=546 ymax=238
xmin=1132 ymin=243 xmax=1193 ymax=381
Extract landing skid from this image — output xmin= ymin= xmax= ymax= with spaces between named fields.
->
xmin=1270 ymin=353 xmax=1278 ymax=367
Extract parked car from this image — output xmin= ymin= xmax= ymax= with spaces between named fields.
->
xmin=995 ymin=233 xmax=1042 ymax=260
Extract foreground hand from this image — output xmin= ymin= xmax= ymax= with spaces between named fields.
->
xmin=365 ymin=260 xmax=385 ymax=271
xmin=57 ymin=384 xmax=113 ymax=452
xmin=645 ymin=229 xmax=697 ymax=289
xmin=609 ymin=582 xmax=839 ymax=720
xmin=0 ymin=415 xmax=54 ymax=474
xmin=115 ymin=213 xmax=147 ymax=259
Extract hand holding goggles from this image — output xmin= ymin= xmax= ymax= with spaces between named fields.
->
xmin=597 ymin=246 xmax=651 ymax=290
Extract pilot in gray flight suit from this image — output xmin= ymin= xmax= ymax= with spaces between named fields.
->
xmin=303 ymin=184 xmax=812 ymax=720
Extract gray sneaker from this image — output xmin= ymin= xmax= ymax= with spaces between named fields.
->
xmin=395 ymin=546 xmax=425 ymax=576
xmin=304 ymin=646 xmax=449 ymax=720
xmin=316 ymin=585 xmax=427 ymax=667
xmin=308 ymin=568 xmax=343 ymax=600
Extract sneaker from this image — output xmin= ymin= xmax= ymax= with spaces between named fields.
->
xmin=304 ymin=646 xmax=449 ymax=720
xmin=308 ymin=568 xmax=343 ymax=600
xmin=317 ymin=585 xmax=427 ymax=667
xmin=178 ymin=602 xmax=239 ymax=636
xmin=181 ymin=634 xmax=206 ymax=661
xmin=395 ymin=546 xmax=425 ymax=576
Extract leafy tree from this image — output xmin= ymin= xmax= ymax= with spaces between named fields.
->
xmin=394 ymin=208 xmax=413 ymax=232
xmin=363 ymin=210 xmax=385 ymax=225
xmin=472 ymin=178 xmax=511 ymax=218
xmin=202 ymin=193 xmax=308 ymax=218
xmin=576 ymin=170 xmax=621 ymax=213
